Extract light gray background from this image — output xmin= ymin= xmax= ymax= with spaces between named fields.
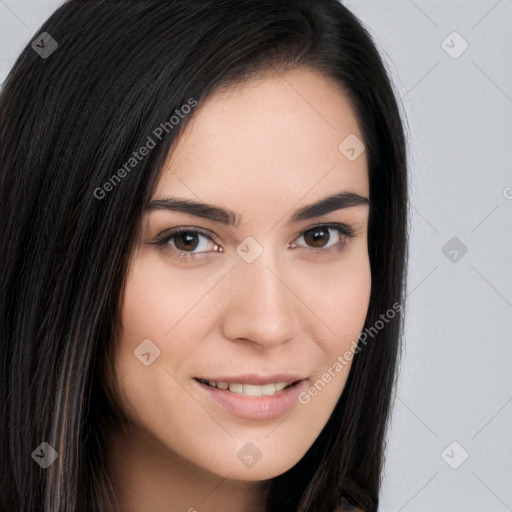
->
xmin=1 ymin=1 xmax=511 ymax=511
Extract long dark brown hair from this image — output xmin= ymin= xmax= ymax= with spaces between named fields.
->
xmin=0 ymin=1 xmax=409 ymax=511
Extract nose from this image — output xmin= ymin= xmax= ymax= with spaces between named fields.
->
xmin=220 ymin=251 xmax=302 ymax=349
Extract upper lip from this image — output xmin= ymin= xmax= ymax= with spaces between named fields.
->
xmin=195 ymin=374 xmax=308 ymax=385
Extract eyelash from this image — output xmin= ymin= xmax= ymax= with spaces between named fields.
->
xmin=152 ymin=223 xmax=354 ymax=262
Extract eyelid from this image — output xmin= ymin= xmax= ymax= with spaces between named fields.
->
xmin=291 ymin=222 xmax=354 ymax=241
xmin=153 ymin=225 xmax=216 ymax=242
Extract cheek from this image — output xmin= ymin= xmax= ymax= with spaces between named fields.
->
xmin=312 ymin=251 xmax=372 ymax=342
xmin=119 ymin=257 xmax=214 ymax=336
xmin=113 ymin=255 xmax=227 ymax=424
xmin=295 ymin=257 xmax=371 ymax=427
xmin=116 ymin=254 xmax=225 ymax=377
xmin=334 ymin=265 xmax=371 ymax=334
xmin=112 ymin=271 xmax=205 ymax=438
xmin=307 ymin=252 xmax=371 ymax=394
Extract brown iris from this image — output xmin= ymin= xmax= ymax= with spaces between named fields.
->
xmin=173 ymin=232 xmax=200 ymax=251
xmin=303 ymin=227 xmax=332 ymax=248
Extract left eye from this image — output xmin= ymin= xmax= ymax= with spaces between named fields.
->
xmin=296 ymin=226 xmax=346 ymax=249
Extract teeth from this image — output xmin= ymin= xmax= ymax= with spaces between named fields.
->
xmin=228 ymin=383 xmax=243 ymax=394
xmin=261 ymin=383 xmax=276 ymax=396
xmin=242 ymin=384 xmax=262 ymax=397
xmin=203 ymin=380 xmax=294 ymax=396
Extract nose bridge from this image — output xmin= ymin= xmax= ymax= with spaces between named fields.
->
xmin=221 ymin=245 xmax=301 ymax=346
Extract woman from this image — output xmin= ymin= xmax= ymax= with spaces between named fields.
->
xmin=0 ymin=1 xmax=409 ymax=511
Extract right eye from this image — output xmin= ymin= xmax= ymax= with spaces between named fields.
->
xmin=153 ymin=227 xmax=224 ymax=261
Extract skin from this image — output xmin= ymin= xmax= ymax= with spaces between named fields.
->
xmin=105 ymin=67 xmax=371 ymax=512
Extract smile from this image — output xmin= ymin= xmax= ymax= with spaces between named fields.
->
xmin=196 ymin=379 xmax=299 ymax=397
xmin=194 ymin=376 xmax=308 ymax=420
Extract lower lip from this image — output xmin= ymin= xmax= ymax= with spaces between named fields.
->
xmin=195 ymin=379 xmax=308 ymax=421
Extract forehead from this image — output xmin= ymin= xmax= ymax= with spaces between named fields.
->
xmin=154 ymin=68 xmax=368 ymax=219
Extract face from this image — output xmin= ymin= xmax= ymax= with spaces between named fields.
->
xmin=115 ymin=67 xmax=371 ymax=481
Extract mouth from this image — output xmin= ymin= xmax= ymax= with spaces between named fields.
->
xmin=195 ymin=378 xmax=302 ymax=397
xmin=193 ymin=375 xmax=309 ymax=420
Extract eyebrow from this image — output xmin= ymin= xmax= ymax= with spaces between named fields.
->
xmin=144 ymin=192 xmax=369 ymax=227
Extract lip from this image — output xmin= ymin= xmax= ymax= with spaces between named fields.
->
xmin=195 ymin=377 xmax=309 ymax=421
